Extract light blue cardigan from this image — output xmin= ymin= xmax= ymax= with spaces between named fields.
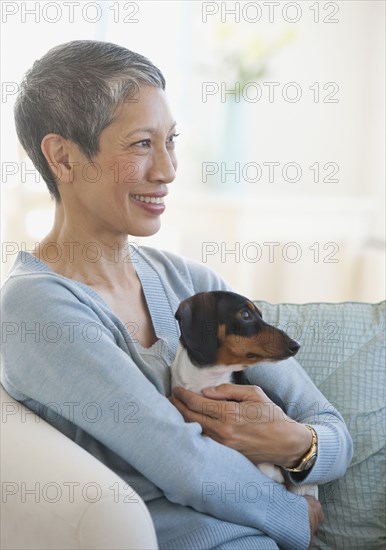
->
xmin=1 ymin=247 xmax=353 ymax=550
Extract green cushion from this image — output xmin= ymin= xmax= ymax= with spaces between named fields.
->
xmin=255 ymin=301 xmax=386 ymax=550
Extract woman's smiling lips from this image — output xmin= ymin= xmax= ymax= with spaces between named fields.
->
xmin=129 ymin=192 xmax=167 ymax=214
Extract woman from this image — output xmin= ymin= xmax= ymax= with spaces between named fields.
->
xmin=2 ymin=40 xmax=352 ymax=549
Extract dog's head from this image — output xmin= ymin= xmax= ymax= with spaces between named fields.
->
xmin=175 ymin=291 xmax=300 ymax=368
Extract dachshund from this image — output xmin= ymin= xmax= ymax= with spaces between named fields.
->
xmin=171 ymin=290 xmax=318 ymax=498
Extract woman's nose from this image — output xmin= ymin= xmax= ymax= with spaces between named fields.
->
xmin=148 ymin=148 xmax=177 ymax=184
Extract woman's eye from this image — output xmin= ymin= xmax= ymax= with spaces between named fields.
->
xmin=167 ymin=133 xmax=180 ymax=146
xmin=134 ymin=139 xmax=151 ymax=148
xmin=240 ymin=310 xmax=251 ymax=320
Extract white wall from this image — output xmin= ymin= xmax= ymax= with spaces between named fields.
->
xmin=1 ymin=1 xmax=385 ymax=303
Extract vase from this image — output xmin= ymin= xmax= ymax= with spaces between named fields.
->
xmin=219 ymin=96 xmax=250 ymax=194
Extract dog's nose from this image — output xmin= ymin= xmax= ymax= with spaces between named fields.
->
xmin=288 ymin=341 xmax=300 ymax=355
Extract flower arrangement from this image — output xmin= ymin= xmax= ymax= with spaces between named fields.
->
xmin=205 ymin=23 xmax=295 ymax=97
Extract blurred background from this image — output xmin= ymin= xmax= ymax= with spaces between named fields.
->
xmin=1 ymin=0 xmax=385 ymax=303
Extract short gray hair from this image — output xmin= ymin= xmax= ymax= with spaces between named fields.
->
xmin=14 ymin=40 xmax=166 ymax=202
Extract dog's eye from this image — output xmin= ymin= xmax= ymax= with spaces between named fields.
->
xmin=240 ymin=310 xmax=251 ymax=320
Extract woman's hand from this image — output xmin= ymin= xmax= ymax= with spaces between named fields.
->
xmin=170 ymin=383 xmax=312 ymax=468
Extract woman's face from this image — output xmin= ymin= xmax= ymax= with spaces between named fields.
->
xmin=67 ymin=85 xmax=178 ymax=238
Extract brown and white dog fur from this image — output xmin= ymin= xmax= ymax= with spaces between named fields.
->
xmin=171 ymin=291 xmax=318 ymax=498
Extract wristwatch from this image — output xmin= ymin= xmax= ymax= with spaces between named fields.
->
xmin=282 ymin=425 xmax=318 ymax=473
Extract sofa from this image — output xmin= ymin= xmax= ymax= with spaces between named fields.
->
xmin=1 ymin=300 xmax=385 ymax=549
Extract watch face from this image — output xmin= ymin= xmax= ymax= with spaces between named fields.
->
xmin=304 ymin=454 xmax=317 ymax=470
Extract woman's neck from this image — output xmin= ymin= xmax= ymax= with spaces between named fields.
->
xmin=32 ymin=201 xmax=138 ymax=288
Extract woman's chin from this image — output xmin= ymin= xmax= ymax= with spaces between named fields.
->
xmin=128 ymin=221 xmax=162 ymax=238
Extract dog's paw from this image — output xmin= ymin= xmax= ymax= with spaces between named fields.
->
xmin=258 ymin=463 xmax=285 ymax=484
xmin=286 ymin=483 xmax=319 ymax=499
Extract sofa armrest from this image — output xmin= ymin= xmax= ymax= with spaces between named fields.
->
xmin=0 ymin=385 xmax=158 ymax=550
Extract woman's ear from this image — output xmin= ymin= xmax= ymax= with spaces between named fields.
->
xmin=40 ymin=133 xmax=76 ymax=184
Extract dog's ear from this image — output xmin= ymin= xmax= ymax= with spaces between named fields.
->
xmin=175 ymin=292 xmax=218 ymax=366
